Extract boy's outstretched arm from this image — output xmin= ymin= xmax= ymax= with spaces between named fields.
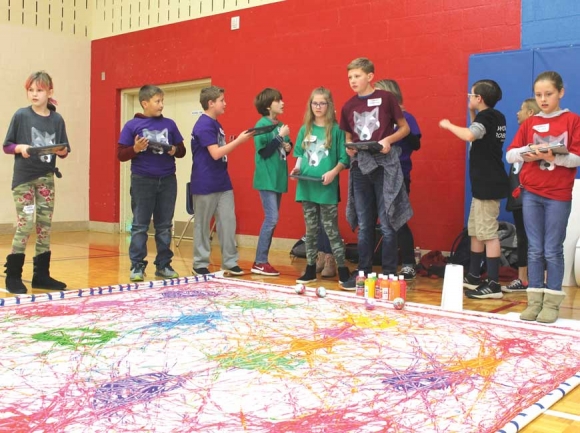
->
xmin=439 ymin=119 xmax=476 ymax=142
xmin=207 ymin=130 xmax=254 ymax=160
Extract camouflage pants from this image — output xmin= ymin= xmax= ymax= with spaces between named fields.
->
xmin=11 ymin=175 xmax=55 ymax=255
xmin=302 ymin=201 xmax=345 ymax=266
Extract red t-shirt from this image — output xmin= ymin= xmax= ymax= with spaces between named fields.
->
xmin=507 ymin=111 xmax=580 ymax=201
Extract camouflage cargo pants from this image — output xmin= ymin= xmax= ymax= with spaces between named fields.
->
xmin=302 ymin=201 xmax=345 ymax=266
xmin=11 ymin=174 xmax=55 ymax=255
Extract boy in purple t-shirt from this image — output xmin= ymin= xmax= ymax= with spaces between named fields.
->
xmin=118 ymin=85 xmax=186 ymax=282
xmin=190 ymin=86 xmax=253 ymax=276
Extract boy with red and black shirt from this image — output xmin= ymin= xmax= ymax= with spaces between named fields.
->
xmin=340 ymin=57 xmax=412 ymax=290
xmin=439 ymin=79 xmax=509 ymax=299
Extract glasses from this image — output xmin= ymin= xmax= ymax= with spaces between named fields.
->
xmin=467 ymin=93 xmax=479 ymax=99
xmin=311 ymin=102 xmax=328 ymax=108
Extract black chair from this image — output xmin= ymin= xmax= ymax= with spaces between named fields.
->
xmin=176 ymin=182 xmax=216 ymax=247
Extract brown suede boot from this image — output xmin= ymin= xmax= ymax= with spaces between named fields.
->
xmin=520 ymin=288 xmax=544 ymax=321
xmin=315 ymin=252 xmax=325 ymax=273
xmin=536 ymin=289 xmax=566 ymax=324
xmin=321 ymin=254 xmax=336 ymax=278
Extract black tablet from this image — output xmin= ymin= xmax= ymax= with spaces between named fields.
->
xmin=27 ymin=144 xmax=68 ymax=156
xmin=345 ymin=141 xmax=383 ymax=152
xmin=247 ymin=124 xmax=278 ymax=136
xmin=147 ymin=140 xmax=173 ymax=153
xmin=290 ymin=174 xmax=324 ymax=182
xmin=520 ymin=143 xmax=569 ymax=156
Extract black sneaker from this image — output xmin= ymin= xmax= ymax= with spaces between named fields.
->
xmin=193 ymin=267 xmax=211 ymax=275
xmin=399 ymin=265 xmax=416 ymax=280
xmin=465 ymin=281 xmax=503 ymax=299
xmin=222 ymin=266 xmax=245 ymax=276
xmin=339 ymin=270 xmax=358 ymax=291
xmin=463 ymin=273 xmax=483 ymax=290
xmin=501 ymin=279 xmax=528 ymax=293
xmin=338 ymin=266 xmax=351 ymax=285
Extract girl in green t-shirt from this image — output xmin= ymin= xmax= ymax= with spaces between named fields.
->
xmin=291 ymin=87 xmax=351 ymax=286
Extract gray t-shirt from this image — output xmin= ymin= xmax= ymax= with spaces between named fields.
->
xmin=3 ymin=106 xmax=70 ymax=189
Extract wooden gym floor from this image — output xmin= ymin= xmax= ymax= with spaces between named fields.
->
xmin=1 ymin=231 xmax=578 ymax=432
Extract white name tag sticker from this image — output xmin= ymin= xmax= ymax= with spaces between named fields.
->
xmin=533 ymin=124 xmax=549 ymax=133
xmin=367 ymin=98 xmax=382 ymax=107
xmin=23 ymin=205 xmax=35 ymax=214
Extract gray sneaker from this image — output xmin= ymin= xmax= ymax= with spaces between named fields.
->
xmin=155 ymin=265 xmax=178 ymax=278
xmin=130 ymin=262 xmax=147 ymax=282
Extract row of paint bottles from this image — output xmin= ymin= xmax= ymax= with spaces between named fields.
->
xmin=375 ymin=274 xmax=407 ymax=301
xmin=356 ymin=271 xmax=407 ymax=301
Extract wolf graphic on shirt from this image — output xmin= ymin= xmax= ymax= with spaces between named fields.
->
xmin=143 ymin=128 xmax=170 ymax=155
xmin=534 ymin=132 xmax=567 ymax=171
xmin=353 ymin=107 xmax=380 ymax=141
xmin=31 ymin=127 xmax=56 ymax=163
xmin=304 ymin=136 xmax=328 ymax=167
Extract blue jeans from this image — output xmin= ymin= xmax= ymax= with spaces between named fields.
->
xmin=318 ymin=222 xmax=332 ymax=254
xmin=129 ymin=174 xmax=177 ymax=269
xmin=351 ymin=165 xmax=398 ymax=274
xmin=255 ymin=190 xmax=281 ymax=263
xmin=522 ymin=190 xmax=571 ymax=290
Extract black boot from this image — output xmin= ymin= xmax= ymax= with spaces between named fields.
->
xmin=4 ymin=253 xmax=28 ymax=294
xmin=31 ymin=251 xmax=67 ymax=290
xmin=296 ymin=264 xmax=317 ymax=284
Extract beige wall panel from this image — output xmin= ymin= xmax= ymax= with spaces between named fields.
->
xmin=91 ymin=0 xmax=284 ymax=39
xmin=0 ymin=25 xmax=91 ymax=226
xmin=0 ymin=0 xmax=90 ymax=37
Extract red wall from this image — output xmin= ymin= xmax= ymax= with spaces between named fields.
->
xmin=90 ymin=0 xmax=521 ymax=250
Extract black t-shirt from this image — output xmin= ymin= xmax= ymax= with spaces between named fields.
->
xmin=469 ymin=108 xmax=509 ymax=200
xmin=3 ymin=107 xmax=69 ymax=189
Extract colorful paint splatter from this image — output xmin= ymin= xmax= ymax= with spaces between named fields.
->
xmin=0 ymin=277 xmax=579 ymax=432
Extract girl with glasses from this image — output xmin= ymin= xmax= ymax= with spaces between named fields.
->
xmin=291 ymin=87 xmax=351 ymax=285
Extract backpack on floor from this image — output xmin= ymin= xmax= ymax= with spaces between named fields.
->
xmin=290 ymin=235 xmax=307 ymax=259
xmin=448 ymin=227 xmax=470 ymax=268
xmin=498 ymin=221 xmax=518 ymax=268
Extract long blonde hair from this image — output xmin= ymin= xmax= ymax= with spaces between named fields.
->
xmin=302 ymin=87 xmax=336 ymax=150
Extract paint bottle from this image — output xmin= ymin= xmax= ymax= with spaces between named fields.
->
xmin=375 ymin=274 xmax=384 ymax=299
xmin=365 ymin=273 xmax=376 ymax=299
xmin=355 ymin=271 xmax=366 ymax=297
xmin=381 ymin=275 xmax=390 ymax=301
xmin=414 ymin=247 xmax=421 ymax=265
xmin=389 ymin=275 xmax=400 ymax=301
xmin=399 ymin=275 xmax=407 ymax=301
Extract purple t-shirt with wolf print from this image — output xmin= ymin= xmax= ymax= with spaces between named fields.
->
xmin=340 ymin=89 xmax=404 ymax=144
xmin=118 ymin=115 xmax=183 ymax=178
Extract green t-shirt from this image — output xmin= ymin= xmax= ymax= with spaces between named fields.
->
xmin=252 ymin=116 xmax=289 ymax=192
xmin=293 ymin=122 xmax=348 ymax=205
